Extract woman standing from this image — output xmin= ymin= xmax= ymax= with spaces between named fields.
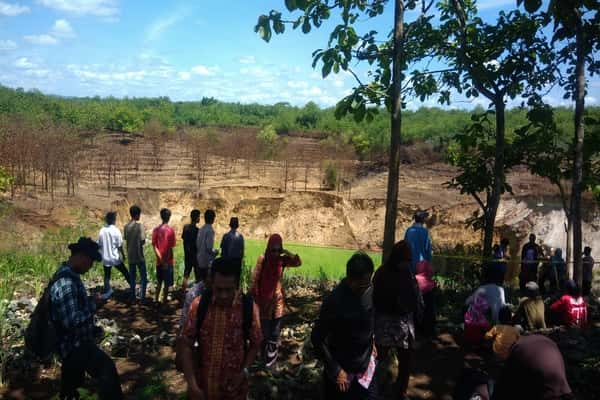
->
xmin=251 ymin=234 xmax=301 ymax=368
xmin=373 ymin=240 xmax=422 ymax=400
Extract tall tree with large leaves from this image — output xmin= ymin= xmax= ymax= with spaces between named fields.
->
xmin=438 ymin=1 xmax=554 ymax=256
xmin=255 ymin=0 xmax=445 ymax=261
xmin=520 ymin=0 xmax=600 ymax=285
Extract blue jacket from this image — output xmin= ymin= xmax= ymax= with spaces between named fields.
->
xmin=404 ymin=223 xmax=432 ymax=273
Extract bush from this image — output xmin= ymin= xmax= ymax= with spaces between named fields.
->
xmin=323 ymin=162 xmax=338 ymax=190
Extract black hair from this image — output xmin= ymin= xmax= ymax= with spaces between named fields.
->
xmin=204 ymin=209 xmax=216 ymax=224
xmin=493 ymin=244 xmax=500 ymax=252
xmin=565 ymin=280 xmax=581 ymax=297
xmin=190 ymin=209 xmax=201 ymax=221
xmin=584 ymin=246 xmax=592 ymax=255
xmin=160 ymin=208 xmax=171 ymax=223
xmin=210 ymin=257 xmax=241 ymax=284
xmin=501 ymin=238 xmax=509 ymax=247
xmin=414 ymin=210 xmax=428 ymax=224
xmin=498 ymin=306 xmax=512 ymax=325
xmin=105 ymin=211 xmax=117 ymax=225
xmin=129 ymin=205 xmax=141 ymax=219
xmin=229 ymin=217 xmax=239 ymax=229
xmin=346 ymin=252 xmax=374 ymax=279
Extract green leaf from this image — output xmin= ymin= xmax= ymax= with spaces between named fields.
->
xmin=322 ymin=61 xmax=333 ymax=78
xmin=523 ymin=0 xmax=542 ymax=13
xmin=302 ymin=17 xmax=312 ymax=34
xmin=285 ymin=0 xmax=297 ymax=12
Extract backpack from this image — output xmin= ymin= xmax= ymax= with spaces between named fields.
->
xmin=25 ymin=269 xmax=69 ymax=358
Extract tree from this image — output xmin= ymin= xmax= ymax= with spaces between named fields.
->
xmin=521 ymin=0 xmax=600 ymax=284
xmin=438 ymin=1 xmax=554 ymax=256
xmin=256 ymin=0 xmax=443 ymax=261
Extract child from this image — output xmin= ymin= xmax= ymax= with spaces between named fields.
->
xmin=152 ymin=208 xmax=176 ymax=308
xmin=485 ymin=306 xmax=520 ymax=360
xmin=464 ymin=292 xmax=491 ymax=345
xmin=550 ymin=280 xmax=588 ymax=328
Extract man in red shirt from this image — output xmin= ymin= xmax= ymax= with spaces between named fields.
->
xmin=152 ymin=208 xmax=176 ymax=307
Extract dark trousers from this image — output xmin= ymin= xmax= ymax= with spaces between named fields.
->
xmin=323 ymin=371 xmax=378 ymax=400
xmin=261 ymin=318 xmax=282 ymax=367
xmin=129 ymin=261 xmax=147 ymax=300
xmin=103 ymin=263 xmax=131 ymax=293
xmin=60 ymin=342 xmax=123 ymax=400
xmin=583 ymin=280 xmax=592 ymax=296
xmin=419 ymin=290 xmax=436 ymax=337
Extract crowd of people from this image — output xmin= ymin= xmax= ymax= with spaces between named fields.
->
xmin=39 ymin=206 xmax=596 ymax=400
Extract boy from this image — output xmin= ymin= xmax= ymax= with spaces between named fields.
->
xmin=152 ymin=208 xmax=176 ymax=307
xmin=182 ymin=209 xmax=201 ymax=290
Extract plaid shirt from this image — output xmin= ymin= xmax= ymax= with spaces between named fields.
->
xmin=50 ymin=263 xmax=96 ymax=359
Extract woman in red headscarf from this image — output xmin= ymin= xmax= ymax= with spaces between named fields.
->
xmin=251 ymin=234 xmax=301 ymax=367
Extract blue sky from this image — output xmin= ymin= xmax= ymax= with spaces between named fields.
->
xmin=0 ymin=0 xmax=598 ymax=109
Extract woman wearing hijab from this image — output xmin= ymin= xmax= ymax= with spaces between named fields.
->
xmin=251 ymin=234 xmax=301 ymax=368
xmin=373 ymin=240 xmax=423 ymax=400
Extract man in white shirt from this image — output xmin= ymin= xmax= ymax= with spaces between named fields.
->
xmin=98 ymin=211 xmax=131 ymax=298
xmin=196 ymin=209 xmax=219 ymax=274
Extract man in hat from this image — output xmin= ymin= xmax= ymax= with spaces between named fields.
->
xmin=404 ymin=210 xmax=432 ymax=273
xmin=513 ymin=281 xmax=546 ymax=331
xmin=50 ymin=237 xmax=123 ymax=399
xmin=220 ymin=216 xmax=245 ymax=262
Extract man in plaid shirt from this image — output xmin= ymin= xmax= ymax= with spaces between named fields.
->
xmin=50 ymin=237 xmax=123 ymax=400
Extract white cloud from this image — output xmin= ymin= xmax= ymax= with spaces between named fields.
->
xmin=146 ymin=12 xmax=184 ymax=41
xmin=178 ymin=71 xmax=191 ymax=80
xmin=0 ymin=1 xmax=30 ymax=16
xmin=287 ymin=80 xmax=309 ymax=89
xmin=37 ymin=0 xmax=119 ymax=17
xmin=24 ymin=69 xmax=50 ymax=78
xmin=238 ymin=55 xmax=256 ymax=65
xmin=191 ymin=65 xmax=218 ymax=76
xmin=332 ymin=78 xmax=345 ymax=88
xmin=586 ymin=96 xmax=597 ymax=104
xmin=52 ymin=19 xmax=75 ymax=38
xmin=14 ymin=57 xmax=35 ymax=68
xmin=24 ymin=34 xmax=58 ymax=45
xmin=0 ymin=40 xmax=17 ymax=51
xmin=301 ymin=87 xmax=323 ymax=96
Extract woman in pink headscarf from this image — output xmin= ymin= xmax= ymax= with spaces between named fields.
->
xmin=251 ymin=234 xmax=301 ymax=367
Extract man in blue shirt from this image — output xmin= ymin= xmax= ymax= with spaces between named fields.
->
xmin=404 ymin=210 xmax=432 ymax=273
xmin=51 ymin=237 xmax=123 ymax=399
xmin=220 ymin=217 xmax=245 ymax=262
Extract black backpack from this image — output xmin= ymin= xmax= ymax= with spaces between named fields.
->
xmin=25 ymin=269 xmax=69 ymax=358
xmin=196 ymin=289 xmax=254 ymax=351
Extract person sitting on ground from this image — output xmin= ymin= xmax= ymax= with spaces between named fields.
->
xmin=520 ymin=233 xmax=543 ymax=292
xmin=98 ymin=211 xmax=131 ymax=298
xmin=582 ymin=246 xmax=595 ymax=296
xmin=51 ymin=237 xmax=123 ymax=399
xmin=152 ymin=208 xmax=176 ymax=307
xmin=179 ymin=257 xmax=262 ymax=400
xmin=466 ymin=270 xmax=506 ymax=324
xmin=551 ymin=248 xmax=567 ymax=292
xmin=373 ymin=240 xmax=422 ymax=400
xmin=182 ymin=209 xmax=201 ymax=291
xmin=220 ymin=217 xmax=245 ymax=262
xmin=464 ymin=292 xmax=492 ymax=345
xmin=311 ymin=252 xmax=377 ymax=400
xmin=124 ymin=205 xmax=147 ymax=303
xmin=485 ymin=306 xmax=520 ymax=360
xmin=513 ymin=281 xmax=546 ymax=331
xmin=493 ymin=335 xmax=572 ymax=400
xmin=550 ymin=280 xmax=588 ymax=328
xmin=404 ymin=210 xmax=432 ymax=274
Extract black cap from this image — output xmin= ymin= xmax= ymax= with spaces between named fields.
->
xmin=68 ymin=237 xmax=102 ymax=262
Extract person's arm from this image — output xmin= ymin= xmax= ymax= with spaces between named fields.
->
xmin=484 ymin=326 xmax=497 ymax=341
xmin=282 ymin=251 xmax=301 ymax=268
xmin=51 ymin=278 xmax=96 ymax=330
xmin=250 ymin=256 xmax=263 ymax=298
xmin=207 ymin=229 xmax=217 ymax=257
xmin=240 ymin=235 xmax=244 ymax=260
xmin=152 ymin=230 xmax=163 ymax=265
xmin=425 ymin=231 xmax=433 ymax=262
xmin=220 ymin=234 xmax=228 ymax=258
xmin=311 ymin=294 xmax=343 ymax=383
xmin=550 ymin=297 xmax=564 ymax=314
xmin=178 ymin=297 xmax=205 ymax=400
xmin=196 ymin=229 xmax=203 ymax=266
xmin=140 ymin=223 xmax=146 ymax=246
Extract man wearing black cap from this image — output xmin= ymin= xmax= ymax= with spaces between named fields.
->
xmin=50 ymin=237 xmax=123 ymax=399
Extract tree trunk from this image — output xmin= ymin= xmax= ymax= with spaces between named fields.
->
xmin=382 ymin=0 xmax=404 ymax=263
xmin=565 ymin=217 xmax=573 ymax=279
xmin=571 ymin=14 xmax=585 ymax=287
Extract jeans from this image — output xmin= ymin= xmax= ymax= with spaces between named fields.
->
xmin=129 ymin=261 xmax=147 ymax=300
xmin=103 ymin=263 xmax=131 ymax=293
xmin=59 ymin=342 xmax=123 ymax=400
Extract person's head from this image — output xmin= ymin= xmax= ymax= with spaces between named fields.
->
xmin=529 ymin=233 xmax=536 ymax=243
xmin=524 ymin=281 xmax=540 ymax=298
xmin=584 ymin=246 xmax=592 ymax=256
xmin=500 ymin=238 xmax=509 ymax=248
xmin=68 ymin=237 xmax=102 ymax=274
xmin=266 ymin=233 xmax=283 ymax=256
xmin=190 ymin=209 xmax=201 ymax=224
xmin=229 ymin=217 xmax=239 ymax=230
xmin=210 ymin=257 xmax=241 ymax=307
xmin=493 ymin=244 xmax=500 ymax=253
xmin=565 ymin=280 xmax=581 ymax=297
xmin=414 ymin=210 xmax=428 ymax=224
xmin=129 ymin=205 xmax=141 ymax=221
xmin=554 ymin=248 xmax=562 ymax=258
xmin=498 ymin=306 xmax=513 ymax=325
xmin=385 ymin=240 xmax=412 ymax=271
xmin=346 ymin=252 xmax=374 ymax=296
xmin=204 ymin=209 xmax=216 ymax=224
xmin=160 ymin=208 xmax=171 ymax=223
xmin=105 ymin=211 xmax=117 ymax=226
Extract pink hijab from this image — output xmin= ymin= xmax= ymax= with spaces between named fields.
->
xmin=255 ymin=234 xmax=284 ymax=301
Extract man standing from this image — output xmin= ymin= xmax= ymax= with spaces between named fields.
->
xmin=311 ymin=252 xmax=377 ymax=400
xmin=98 ymin=212 xmax=131 ymax=298
xmin=51 ymin=237 xmax=123 ymax=399
xmin=582 ymin=247 xmax=595 ymax=296
xmin=520 ymin=234 xmax=543 ymax=292
xmin=404 ymin=210 xmax=432 ymax=274
xmin=220 ymin=217 xmax=244 ymax=262
xmin=152 ymin=208 xmax=176 ymax=307
xmin=124 ymin=205 xmax=147 ymax=303
xmin=182 ymin=209 xmax=201 ymax=290
xmin=179 ymin=257 xmax=262 ymax=400
xmin=196 ymin=209 xmax=218 ymax=274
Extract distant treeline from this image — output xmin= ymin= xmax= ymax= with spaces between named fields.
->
xmin=1 ymin=84 xmax=598 ymax=160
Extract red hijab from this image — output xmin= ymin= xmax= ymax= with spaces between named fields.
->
xmin=256 ymin=234 xmax=284 ymax=300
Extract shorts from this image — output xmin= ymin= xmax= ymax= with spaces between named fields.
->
xmin=156 ymin=265 xmax=174 ymax=287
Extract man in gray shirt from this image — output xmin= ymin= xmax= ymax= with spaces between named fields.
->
xmin=196 ymin=209 xmax=218 ymax=273
xmin=124 ymin=205 xmax=147 ymax=302
xmin=220 ymin=217 xmax=244 ymax=262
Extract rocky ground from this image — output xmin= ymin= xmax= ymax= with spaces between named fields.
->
xmin=1 ymin=277 xmax=600 ymax=400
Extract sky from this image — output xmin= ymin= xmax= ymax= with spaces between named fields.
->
xmin=0 ymin=0 xmax=598 ymax=109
